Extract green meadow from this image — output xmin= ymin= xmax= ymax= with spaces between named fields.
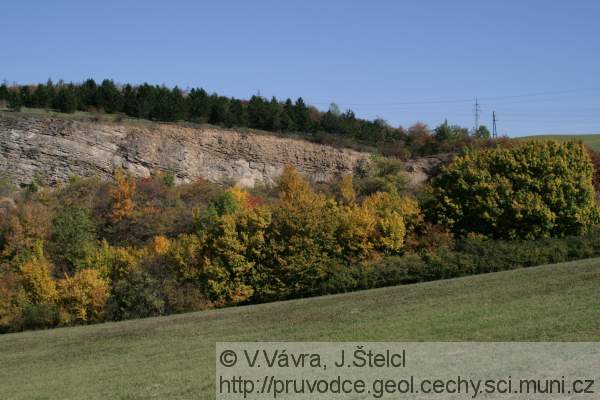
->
xmin=1 ymin=257 xmax=599 ymax=400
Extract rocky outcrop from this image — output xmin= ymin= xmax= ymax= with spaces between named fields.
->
xmin=404 ymin=155 xmax=449 ymax=187
xmin=0 ymin=113 xmax=371 ymax=187
xmin=0 ymin=113 xmax=442 ymax=187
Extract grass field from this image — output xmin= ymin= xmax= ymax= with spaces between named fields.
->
xmin=519 ymin=134 xmax=600 ymax=151
xmin=1 ymin=257 xmax=599 ymax=399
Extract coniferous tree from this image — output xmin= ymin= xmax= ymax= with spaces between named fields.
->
xmin=45 ymin=79 xmax=56 ymax=107
xmin=282 ymin=99 xmax=296 ymax=131
xmin=247 ymin=95 xmax=267 ymax=129
xmin=121 ymin=84 xmax=137 ymax=116
xmin=7 ymin=90 xmax=22 ymax=111
xmin=267 ymin=97 xmax=283 ymax=131
xmin=32 ymin=83 xmax=51 ymax=108
xmin=54 ymin=84 xmax=78 ymax=113
xmin=170 ymin=87 xmax=186 ymax=121
xmin=79 ymin=79 xmax=98 ymax=110
xmin=19 ymin=86 xmax=33 ymax=108
xmin=97 ymin=79 xmax=122 ymax=113
xmin=208 ymin=95 xmax=228 ymax=125
xmin=0 ymin=83 xmax=8 ymax=102
xmin=188 ymin=88 xmax=210 ymax=122
xmin=135 ymin=84 xmax=156 ymax=119
xmin=294 ymin=97 xmax=310 ymax=131
xmin=227 ymin=98 xmax=246 ymax=127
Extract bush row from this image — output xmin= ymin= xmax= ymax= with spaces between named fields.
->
xmin=319 ymin=229 xmax=600 ymax=294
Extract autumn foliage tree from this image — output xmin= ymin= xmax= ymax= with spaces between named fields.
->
xmin=109 ymin=169 xmax=136 ymax=221
xmin=57 ymin=269 xmax=109 ymax=324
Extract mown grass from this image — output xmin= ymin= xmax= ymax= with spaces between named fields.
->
xmin=1 ymin=257 xmax=599 ymax=399
xmin=520 ymin=134 xmax=600 ymax=151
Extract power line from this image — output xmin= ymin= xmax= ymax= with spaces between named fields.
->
xmin=309 ymin=87 xmax=599 ymax=107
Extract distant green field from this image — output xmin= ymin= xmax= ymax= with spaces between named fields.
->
xmin=1 ymin=257 xmax=599 ymax=400
xmin=519 ymin=134 xmax=600 ymax=151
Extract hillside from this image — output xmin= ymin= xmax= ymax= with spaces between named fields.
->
xmin=1 ymin=257 xmax=599 ymax=400
xmin=0 ymin=110 xmax=442 ymax=188
xmin=519 ymin=134 xmax=600 ymax=151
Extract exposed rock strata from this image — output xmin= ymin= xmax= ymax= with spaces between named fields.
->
xmin=0 ymin=113 xmax=442 ymax=187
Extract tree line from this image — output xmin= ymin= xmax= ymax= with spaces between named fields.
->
xmin=0 ymin=79 xmax=492 ymax=156
xmin=0 ymin=141 xmax=598 ymax=332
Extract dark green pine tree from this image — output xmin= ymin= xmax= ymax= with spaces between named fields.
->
xmin=170 ymin=86 xmax=186 ymax=121
xmin=19 ymin=86 xmax=33 ymax=108
xmin=281 ymin=98 xmax=296 ymax=131
xmin=32 ymin=83 xmax=51 ymax=108
xmin=7 ymin=90 xmax=22 ymax=111
xmin=54 ymin=84 xmax=78 ymax=113
xmin=121 ymin=84 xmax=137 ymax=116
xmin=247 ymin=95 xmax=267 ymax=129
xmin=45 ymin=79 xmax=56 ymax=107
xmin=98 ymin=79 xmax=122 ymax=113
xmin=187 ymin=88 xmax=210 ymax=122
xmin=0 ymin=83 xmax=8 ymax=101
xmin=267 ymin=97 xmax=283 ymax=131
xmin=294 ymin=97 xmax=310 ymax=131
xmin=79 ymin=79 xmax=98 ymax=110
xmin=226 ymin=98 xmax=246 ymax=127
xmin=208 ymin=95 xmax=228 ymax=125
xmin=135 ymin=84 xmax=156 ymax=119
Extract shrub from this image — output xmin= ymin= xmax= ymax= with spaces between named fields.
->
xmin=22 ymin=303 xmax=58 ymax=330
xmin=17 ymin=243 xmax=58 ymax=305
xmin=57 ymin=269 xmax=109 ymax=325
xmin=357 ymin=155 xmax=408 ymax=196
xmin=106 ymin=266 xmax=164 ymax=320
xmin=367 ymin=227 xmax=600 ymax=286
xmin=431 ymin=141 xmax=599 ymax=239
xmin=50 ymin=206 xmax=97 ymax=270
xmin=1 ymin=202 xmax=52 ymax=258
xmin=0 ymin=272 xmax=28 ymax=332
xmin=108 ymin=168 xmax=136 ymax=222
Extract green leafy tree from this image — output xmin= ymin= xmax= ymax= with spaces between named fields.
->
xmin=50 ymin=207 xmax=97 ymax=269
xmin=475 ymin=125 xmax=491 ymax=139
xmin=357 ymin=155 xmax=408 ymax=196
xmin=431 ymin=141 xmax=599 ymax=239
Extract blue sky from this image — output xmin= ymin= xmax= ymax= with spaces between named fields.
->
xmin=2 ymin=0 xmax=599 ymax=136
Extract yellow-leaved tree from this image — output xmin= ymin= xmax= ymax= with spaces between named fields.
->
xmin=256 ymin=166 xmax=342 ymax=300
xmin=57 ymin=268 xmax=109 ymax=325
xmin=109 ymin=168 xmax=136 ymax=221
xmin=198 ymin=186 xmax=272 ymax=305
xmin=17 ymin=241 xmax=58 ymax=305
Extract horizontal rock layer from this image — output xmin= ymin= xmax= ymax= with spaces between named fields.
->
xmin=0 ymin=113 xmax=441 ymax=187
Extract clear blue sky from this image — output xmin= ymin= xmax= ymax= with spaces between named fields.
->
xmin=2 ymin=0 xmax=599 ymax=136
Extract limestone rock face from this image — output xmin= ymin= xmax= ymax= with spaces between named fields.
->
xmin=0 ymin=114 xmax=374 ymax=187
xmin=0 ymin=113 xmax=442 ymax=187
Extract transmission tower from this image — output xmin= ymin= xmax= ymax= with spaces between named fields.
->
xmin=492 ymin=111 xmax=498 ymax=138
xmin=474 ymin=98 xmax=481 ymax=134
